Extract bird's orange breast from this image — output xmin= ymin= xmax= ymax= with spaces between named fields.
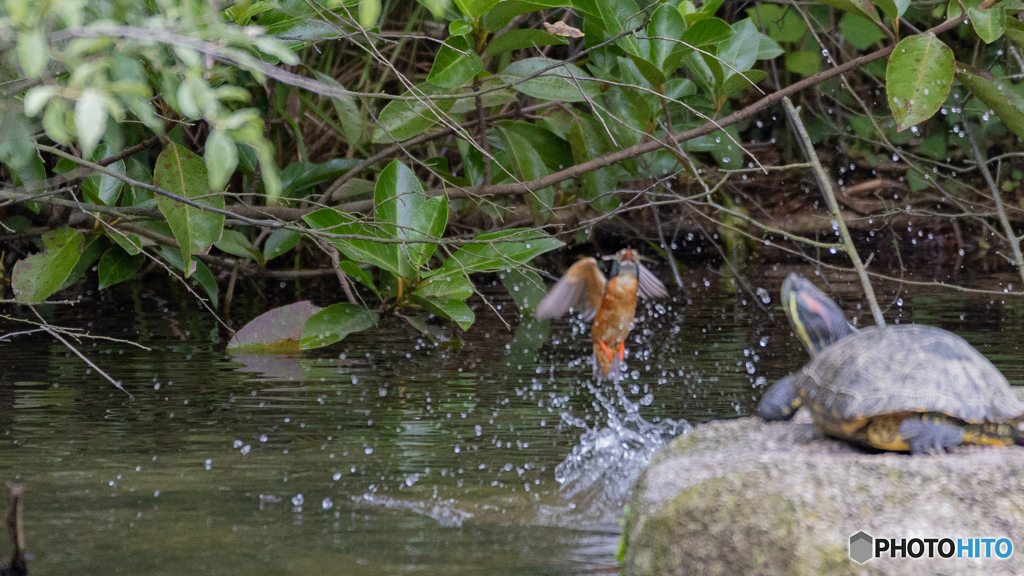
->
xmin=591 ymin=275 xmax=639 ymax=346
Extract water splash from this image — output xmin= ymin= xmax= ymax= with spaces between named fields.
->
xmin=554 ymin=379 xmax=690 ymax=517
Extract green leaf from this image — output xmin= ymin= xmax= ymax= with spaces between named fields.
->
xmin=82 ymin=149 xmax=124 ymax=206
xmin=358 ymin=0 xmax=381 ymax=28
xmin=17 ymin=29 xmax=47 ymax=77
xmin=955 ymin=63 xmax=1024 ymax=140
xmin=785 ymin=51 xmax=821 ymax=77
xmin=747 ymin=4 xmax=807 ymax=43
xmin=154 ymin=142 xmax=226 ymax=277
xmin=596 ymin=0 xmax=643 ymax=57
xmin=107 ymin=230 xmax=143 ymax=256
xmin=840 ymin=13 xmax=887 ymax=50
xmin=312 ymin=71 xmax=363 ymax=146
xmin=374 ymin=159 xmax=431 ymax=273
xmin=409 ymin=196 xmax=449 ymax=263
xmin=75 ymin=89 xmax=107 ymax=158
xmin=453 ymin=0 xmax=499 ymax=17
xmin=720 ymin=69 xmax=767 ymax=97
xmin=428 ymin=35 xmax=484 ymax=89
xmin=1005 ymin=17 xmax=1024 ymax=45
xmin=59 ymin=234 xmax=106 ymax=291
xmin=372 ymin=83 xmax=456 ymax=143
xmin=97 ymin=247 xmax=144 ymax=290
xmin=300 ymin=303 xmax=379 ymax=349
xmin=498 ymin=127 xmax=554 ymax=213
xmin=717 ymin=19 xmax=761 ymax=82
xmin=499 ymin=267 xmax=546 ymax=315
xmin=263 ymin=229 xmax=301 ymax=261
xmin=641 ymin=3 xmax=688 ymax=74
xmin=409 ymin=295 xmax=475 ymax=330
xmin=680 ymin=17 xmax=733 ymax=49
xmin=303 ymin=208 xmax=403 ymax=276
xmin=414 ymin=273 xmax=474 ymax=300
xmin=435 ymin=228 xmax=563 ymax=275
xmin=227 ymin=301 xmax=323 ymax=354
xmin=569 ymin=116 xmax=618 ymax=212
xmin=885 ymin=33 xmax=954 ymax=131
xmin=968 ymin=6 xmax=1006 ymax=44
xmin=280 ymin=158 xmax=359 ymax=197
xmin=190 ymin=260 xmax=220 ymax=307
xmin=215 ymin=229 xmax=262 ymax=262
xmin=501 ymin=57 xmax=600 ymax=102
xmin=486 ymin=29 xmax=569 ymax=58
xmin=814 ymin=0 xmax=880 ymax=22
xmin=873 ymin=0 xmax=910 ymax=22
xmin=204 ymin=129 xmax=238 ymax=191
xmin=11 ymin=228 xmax=83 ymax=303
xmin=338 ymin=260 xmax=379 ymax=297
xmin=449 ymin=20 xmax=472 ymax=36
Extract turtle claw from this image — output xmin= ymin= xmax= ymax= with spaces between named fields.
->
xmin=898 ymin=420 xmax=965 ymax=455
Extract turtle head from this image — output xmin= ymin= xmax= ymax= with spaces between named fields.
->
xmin=604 ymin=248 xmax=640 ymax=279
xmin=782 ymin=273 xmax=857 ymax=355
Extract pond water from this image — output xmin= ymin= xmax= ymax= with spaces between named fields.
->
xmin=1 ymin=264 xmax=1022 ymax=574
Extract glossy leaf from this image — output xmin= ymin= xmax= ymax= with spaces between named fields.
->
xmin=108 ymin=229 xmax=143 ymax=256
xmin=227 ymin=301 xmax=323 ymax=354
xmin=372 ymin=84 xmax=456 ymax=143
xmin=303 ymin=208 xmax=403 ymax=277
xmin=60 ymin=235 xmax=107 ymax=292
xmin=215 ymin=229 xmax=262 ymax=262
xmin=885 ymin=33 xmax=953 ymax=131
xmin=428 ymin=35 xmax=484 ymax=89
xmin=968 ymin=6 xmax=1006 ymax=44
xmin=435 ymin=228 xmax=563 ymax=275
xmin=414 ymin=273 xmax=474 ymax=300
xmin=453 ymin=0 xmax=499 ymax=18
xmin=955 ymin=64 xmax=1024 ymax=139
xmin=263 ymin=229 xmax=301 ymax=261
xmin=374 ymin=159 xmax=432 ymax=272
xmin=717 ymin=19 xmax=761 ymax=82
xmin=154 ymin=142 xmax=226 ymax=277
xmin=498 ymin=128 xmax=554 ymax=213
xmin=642 ymin=4 xmax=688 ymax=74
xmin=97 ymin=247 xmax=144 ymax=290
xmin=501 ymin=58 xmax=599 ymax=102
xmin=596 ymin=0 xmax=643 ymax=57
xmin=334 ymin=260 xmax=376 ymax=297
xmin=487 ymin=29 xmax=569 ymax=57
xmin=409 ymin=295 xmax=475 ymax=330
xmin=680 ymin=18 xmax=733 ymax=49
xmin=280 ymin=158 xmax=359 ymax=197
xmin=11 ymin=228 xmax=83 ymax=303
xmin=873 ymin=0 xmax=910 ymax=22
xmin=748 ymin=4 xmax=807 ymax=43
xmin=300 ymin=303 xmax=379 ymax=349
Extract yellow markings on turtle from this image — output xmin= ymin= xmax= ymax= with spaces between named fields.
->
xmin=787 ymin=291 xmax=815 ymax=352
xmin=962 ymin=423 xmax=1015 ymax=447
xmin=865 ymin=414 xmax=913 ymax=452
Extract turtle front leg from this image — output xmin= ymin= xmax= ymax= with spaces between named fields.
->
xmin=897 ymin=417 xmax=966 ymax=455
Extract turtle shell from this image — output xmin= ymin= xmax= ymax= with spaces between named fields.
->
xmin=793 ymin=324 xmax=1024 ymax=425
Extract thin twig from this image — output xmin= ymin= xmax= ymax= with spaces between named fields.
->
xmin=782 ymin=97 xmax=885 ymax=326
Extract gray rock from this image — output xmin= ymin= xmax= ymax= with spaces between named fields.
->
xmin=621 ymin=408 xmax=1024 ymax=575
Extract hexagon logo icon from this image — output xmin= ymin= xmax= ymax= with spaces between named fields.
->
xmin=849 ymin=531 xmax=874 ymax=564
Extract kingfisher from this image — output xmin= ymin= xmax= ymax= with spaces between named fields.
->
xmin=535 ymin=249 xmax=667 ymax=381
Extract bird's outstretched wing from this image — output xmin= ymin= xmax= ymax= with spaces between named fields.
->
xmin=637 ymin=263 xmax=668 ymax=300
xmin=534 ymin=258 xmax=606 ymax=321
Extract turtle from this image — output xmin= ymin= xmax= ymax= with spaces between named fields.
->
xmin=756 ymin=273 xmax=1024 ymax=454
